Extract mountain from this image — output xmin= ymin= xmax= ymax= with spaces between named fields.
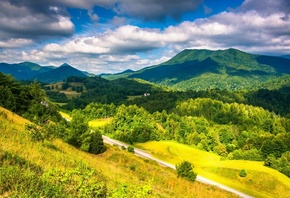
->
xmin=111 ymin=48 xmax=290 ymax=91
xmin=31 ymin=63 xmax=87 ymax=83
xmin=282 ymin=55 xmax=290 ymax=59
xmin=100 ymin=69 xmax=134 ymax=80
xmin=0 ymin=61 xmax=55 ymax=80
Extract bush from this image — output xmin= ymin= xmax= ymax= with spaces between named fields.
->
xmin=127 ymin=146 xmax=135 ymax=154
xmin=89 ymin=131 xmax=106 ymax=154
xmin=239 ymin=169 xmax=247 ymax=177
xmin=129 ymin=164 xmax=136 ymax=171
xmin=176 ymin=161 xmax=197 ymax=182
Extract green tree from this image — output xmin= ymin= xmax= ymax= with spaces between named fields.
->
xmin=89 ymin=130 xmax=106 ymax=154
xmin=239 ymin=169 xmax=247 ymax=177
xmin=176 ymin=161 xmax=197 ymax=182
xmin=261 ymin=139 xmax=287 ymax=158
xmin=68 ymin=110 xmax=89 ymax=147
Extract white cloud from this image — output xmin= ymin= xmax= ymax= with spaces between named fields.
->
xmin=0 ymin=38 xmax=32 ymax=48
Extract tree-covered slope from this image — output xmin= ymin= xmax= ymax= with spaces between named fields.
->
xmin=127 ymin=48 xmax=290 ymax=90
xmin=32 ymin=64 xmax=87 ymax=83
xmin=0 ymin=62 xmax=54 ymax=80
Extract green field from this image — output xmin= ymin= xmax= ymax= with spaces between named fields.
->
xmin=136 ymin=141 xmax=290 ymax=198
xmin=89 ymin=118 xmax=113 ymax=128
xmin=59 ymin=90 xmax=81 ymax=99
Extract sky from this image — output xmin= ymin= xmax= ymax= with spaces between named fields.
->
xmin=0 ymin=0 xmax=290 ymax=74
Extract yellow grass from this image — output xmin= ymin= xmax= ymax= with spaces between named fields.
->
xmin=136 ymin=140 xmax=290 ymax=198
xmin=0 ymin=107 xmax=238 ymax=197
xmin=59 ymin=111 xmax=71 ymax=120
xmin=88 ymin=118 xmax=113 ymax=128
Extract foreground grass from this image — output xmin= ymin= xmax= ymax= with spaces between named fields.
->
xmin=136 ymin=141 xmax=290 ymax=198
xmin=0 ymin=107 xmax=237 ymax=197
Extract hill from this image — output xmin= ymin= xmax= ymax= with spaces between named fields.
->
xmin=0 ymin=62 xmax=54 ymax=80
xmin=32 ymin=63 xmax=87 ymax=83
xmin=107 ymin=48 xmax=290 ymax=91
xmin=0 ymin=106 xmax=237 ymax=197
xmin=0 ymin=62 xmax=88 ymax=83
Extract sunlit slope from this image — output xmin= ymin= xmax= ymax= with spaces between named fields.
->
xmin=0 ymin=107 xmax=237 ymax=197
xmin=127 ymin=48 xmax=290 ymax=90
xmin=136 ymin=141 xmax=290 ymax=198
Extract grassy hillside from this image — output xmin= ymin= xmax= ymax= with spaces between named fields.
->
xmin=136 ymin=141 xmax=290 ymax=198
xmin=0 ymin=106 xmax=237 ymax=197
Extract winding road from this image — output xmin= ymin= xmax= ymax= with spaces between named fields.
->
xmin=102 ymin=135 xmax=253 ymax=198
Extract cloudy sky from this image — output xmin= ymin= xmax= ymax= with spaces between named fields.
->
xmin=0 ymin=0 xmax=290 ymax=74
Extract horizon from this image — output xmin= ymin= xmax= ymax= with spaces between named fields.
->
xmin=0 ymin=0 xmax=290 ymax=74
xmin=4 ymin=47 xmax=290 ymax=75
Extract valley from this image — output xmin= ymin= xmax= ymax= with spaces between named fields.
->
xmin=1 ymin=48 xmax=290 ymax=197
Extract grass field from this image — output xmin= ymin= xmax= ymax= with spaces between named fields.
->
xmin=59 ymin=90 xmax=81 ymax=99
xmin=135 ymin=141 xmax=290 ymax=198
xmin=89 ymin=118 xmax=113 ymax=128
xmin=0 ymin=107 xmax=239 ymax=197
xmin=127 ymin=95 xmax=143 ymax=100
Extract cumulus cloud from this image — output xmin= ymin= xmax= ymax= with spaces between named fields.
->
xmin=0 ymin=0 xmax=74 ymax=42
xmin=114 ymin=0 xmax=203 ymax=21
xmin=239 ymin=0 xmax=290 ymax=17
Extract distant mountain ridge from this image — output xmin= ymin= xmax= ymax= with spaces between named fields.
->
xmin=0 ymin=62 xmax=88 ymax=83
xmin=0 ymin=61 xmax=55 ymax=80
xmin=32 ymin=64 xmax=87 ymax=83
xmin=104 ymin=48 xmax=290 ymax=90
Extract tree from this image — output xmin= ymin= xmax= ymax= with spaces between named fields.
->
xmin=261 ymin=139 xmax=287 ymax=158
xmin=176 ymin=161 xmax=197 ymax=182
xmin=239 ymin=169 xmax=247 ymax=177
xmin=88 ymin=130 xmax=106 ymax=154
xmin=68 ymin=110 xmax=89 ymax=147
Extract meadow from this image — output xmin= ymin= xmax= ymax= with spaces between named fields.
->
xmin=136 ymin=141 xmax=290 ymax=198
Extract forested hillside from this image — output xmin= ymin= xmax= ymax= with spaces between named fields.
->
xmin=110 ymin=48 xmax=290 ymax=91
xmin=78 ymin=100 xmax=290 ymax=179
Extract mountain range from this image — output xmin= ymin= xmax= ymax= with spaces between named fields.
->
xmin=0 ymin=62 xmax=87 ymax=83
xmin=103 ymin=48 xmax=290 ymax=90
xmin=1 ymin=48 xmax=290 ymax=90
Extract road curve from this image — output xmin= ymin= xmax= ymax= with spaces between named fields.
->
xmin=102 ymin=135 xmax=253 ymax=198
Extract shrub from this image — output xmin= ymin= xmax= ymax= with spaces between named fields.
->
xmin=127 ymin=146 xmax=135 ymax=154
xmin=129 ymin=164 xmax=136 ymax=171
xmin=239 ymin=169 xmax=247 ymax=177
xmin=176 ymin=161 xmax=197 ymax=182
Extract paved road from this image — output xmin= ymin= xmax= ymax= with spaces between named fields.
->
xmin=102 ymin=135 xmax=253 ymax=198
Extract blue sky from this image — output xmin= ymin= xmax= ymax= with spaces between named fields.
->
xmin=0 ymin=0 xmax=290 ymax=74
